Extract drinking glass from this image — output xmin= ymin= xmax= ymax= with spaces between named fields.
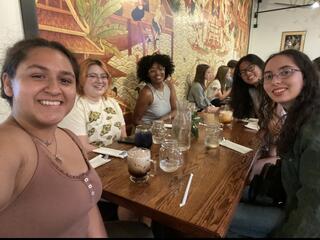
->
xmin=159 ymin=138 xmax=183 ymax=173
xmin=134 ymin=124 xmax=152 ymax=148
xmin=151 ymin=120 xmax=166 ymax=144
xmin=205 ymin=124 xmax=222 ymax=148
xmin=127 ymin=147 xmax=154 ymax=183
xmin=218 ymin=104 xmax=233 ymax=126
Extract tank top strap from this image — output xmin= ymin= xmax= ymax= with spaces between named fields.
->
xmin=59 ymin=127 xmax=89 ymax=162
xmin=146 ymin=83 xmax=156 ymax=94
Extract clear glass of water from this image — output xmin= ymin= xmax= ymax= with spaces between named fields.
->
xmin=151 ymin=120 xmax=165 ymax=144
xmin=159 ymin=139 xmax=183 ymax=173
xmin=205 ymin=124 xmax=222 ymax=148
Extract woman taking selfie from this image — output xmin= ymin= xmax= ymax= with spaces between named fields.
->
xmin=0 ymin=38 xmax=107 ymax=237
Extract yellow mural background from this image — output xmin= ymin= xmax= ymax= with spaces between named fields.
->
xmin=36 ymin=0 xmax=252 ymax=114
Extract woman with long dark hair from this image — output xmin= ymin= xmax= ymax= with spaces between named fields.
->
xmin=228 ymin=49 xmax=320 ymax=237
xmin=187 ymin=64 xmax=218 ymax=112
xmin=230 ymin=54 xmax=264 ymax=119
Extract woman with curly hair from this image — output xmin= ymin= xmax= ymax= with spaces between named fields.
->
xmin=228 ymin=49 xmax=320 ymax=237
xmin=230 ymin=54 xmax=264 ymax=119
xmin=133 ymin=53 xmax=177 ymax=125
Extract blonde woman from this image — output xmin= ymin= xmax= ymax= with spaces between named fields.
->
xmin=60 ymin=58 xmax=126 ymax=153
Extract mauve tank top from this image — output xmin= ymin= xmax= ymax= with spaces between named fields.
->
xmin=0 ymin=128 xmax=102 ymax=237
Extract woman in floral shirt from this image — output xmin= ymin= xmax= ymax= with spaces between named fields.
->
xmin=60 ymin=58 xmax=126 ymax=153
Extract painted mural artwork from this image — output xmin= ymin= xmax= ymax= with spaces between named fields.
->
xmin=35 ymin=0 xmax=252 ymax=114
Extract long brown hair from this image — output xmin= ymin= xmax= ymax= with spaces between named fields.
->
xmin=194 ymin=64 xmax=210 ymax=87
xmin=78 ymin=58 xmax=111 ymax=97
xmin=260 ymin=49 xmax=320 ymax=156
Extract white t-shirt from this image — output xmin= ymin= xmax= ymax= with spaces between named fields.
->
xmin=205 ymin=79 xmax=221 ymax=101
xmin=59 ymin=96 xmax=125 ymax=147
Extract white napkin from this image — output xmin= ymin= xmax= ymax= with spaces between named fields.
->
xmin=244 ymin=121 xmax=260 ymax=131
xmin=93 ymin=147 xmax=128 ymax=158
xmin=220 ymin=139 xmax=253 ymax=154
xmin=89 ymin=154 xmax=111 ymax=168
xmin=164 ymin=123 xmax=172 ymax=128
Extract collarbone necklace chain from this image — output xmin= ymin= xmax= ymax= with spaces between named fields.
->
xmin=13 ymin=118 xmax=63 ymax=164
xmin=35 ymin=135 xmax=64 ymax=164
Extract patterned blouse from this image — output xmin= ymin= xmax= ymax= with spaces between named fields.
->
xmin=60 ymin=96 xmax=125 ymax=147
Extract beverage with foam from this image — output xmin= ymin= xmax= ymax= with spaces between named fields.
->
xmin=127 ymin=148 xmax=151 ymax=183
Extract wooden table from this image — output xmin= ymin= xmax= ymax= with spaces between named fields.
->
xmin=95 ymin=119 xmax=259 ymax=237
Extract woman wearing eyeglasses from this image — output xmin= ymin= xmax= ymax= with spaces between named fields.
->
xmin=133 ymin=53 xmax=177 ymax=125
xmin=230 ymin=54 xmax=265 ymax=119
xmin=60 ymin=58 xmax=126 ymax=153
xmin=228 ymin=49 xmax=320 ymax=237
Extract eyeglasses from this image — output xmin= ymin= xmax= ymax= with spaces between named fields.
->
xmin=263 ymin=68 xmax=301 ymax=82
xmin=239 ymin=64 xmax=256 ymax=77
xmin=148 ymin=66 xmax=165 ymax=75
xmin=87 ymin=73 xmax=109 ymax=81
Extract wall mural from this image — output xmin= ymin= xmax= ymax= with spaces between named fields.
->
xmin=35 ymin=0 xmax=252 ymax=117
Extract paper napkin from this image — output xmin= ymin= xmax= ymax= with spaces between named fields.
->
xmin=220 ymin=139 xmax=253 ymax=154
xmin=244 ymin=121 xmax=260 ymax=131
xmin=164 ymin=123 xmax=172 ymax=128
xmin=89 ymin=154 xmax=111 ymax=168
xmin=93 ymin=147 xmax=128 ymax=158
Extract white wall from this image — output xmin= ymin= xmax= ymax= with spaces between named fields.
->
xmin=0 ymin=0 xmax=24 ymax=122
xmin=249 ymin=0 xmax=320 ymax=61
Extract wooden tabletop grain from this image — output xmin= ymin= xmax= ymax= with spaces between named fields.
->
xmin=95 ymin=119 xmax=259 ymax=237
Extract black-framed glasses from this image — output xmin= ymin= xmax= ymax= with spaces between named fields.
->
xmin=87 ymin=73 xmax=109 ymax=81
xmin=263 ymin=68 xmax=301 ymax=82
xmin=239 ymin=64 xmax=255 ymax=77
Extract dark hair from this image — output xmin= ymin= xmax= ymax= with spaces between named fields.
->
xmin=227 ymin=59 xmax=238 ymax=68
xmin=194 ymin=64 xmax=210 ymax=87
xmin=260 ymin=49 xmax=320 ymax=155
xmin=136 ymin=53 xmax=175 ymax=83
xmin=1 ymin=38 xmax=79 ymax=106
xmin=215 ymin=65 xmax=229 ymax=89
xmin=313 ymin=56 xmax=320 ymax=71
xmin=230 ymin=54 xmax=264 ymax=119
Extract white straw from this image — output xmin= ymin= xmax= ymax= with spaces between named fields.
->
xmin=179 ymin=173 xmax=194 ymax=207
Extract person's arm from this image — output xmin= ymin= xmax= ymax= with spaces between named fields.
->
xmin=190 ymin=83 xmax=211 ymax=110
xmin=121 ymin=125 xmax=127 ymax=138
xmin=77 ymin=135 xmax=97 ymax=153
xmin=0 ymin=131 xmax=22 ymax=212
xmin=159 ymin=82 xmax=177 ymax=121
xmin=133 ymin=86 xmax=153 ymax=125
xmin=87 ymin=205 xmax=108 ymax=237
xmin=274 ymin=122 xmax=320 ymax=237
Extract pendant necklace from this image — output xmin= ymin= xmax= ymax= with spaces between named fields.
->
xmin=35 ymin=135 xmax=64 ymax=164
xmin=13 ymin=118 xmax=63 ymax=164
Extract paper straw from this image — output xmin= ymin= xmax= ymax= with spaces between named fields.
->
xmin=179 ymin=173 xmax=194 ymax=207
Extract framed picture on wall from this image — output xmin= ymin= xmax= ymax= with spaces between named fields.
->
xmin=280 ymin=31 xmax=306 ymax=51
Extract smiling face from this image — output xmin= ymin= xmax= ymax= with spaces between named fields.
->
xmin=204 ymin=67 xmax=214 ymax=82
xmin=3 ymin=47 xmax=76 ymax=127
xmin=148 ymin=62 xmax=165 ymax=86
xmin=83 ymin=64 xmax=109 ymax=101
xmin=239 ymin=61 xmax=262 ymax=86
xmin=263 ymin=55 xmax=304 ymax=107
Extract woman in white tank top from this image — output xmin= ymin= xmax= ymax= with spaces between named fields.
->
xmin=133 ymin=54 xmax=177 ymax=125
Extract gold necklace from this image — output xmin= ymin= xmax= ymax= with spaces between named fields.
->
xmin=13 ymin=118 xmax=63 ymax=164
xmin=35 ymin=135 xmax=63 ymax=164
